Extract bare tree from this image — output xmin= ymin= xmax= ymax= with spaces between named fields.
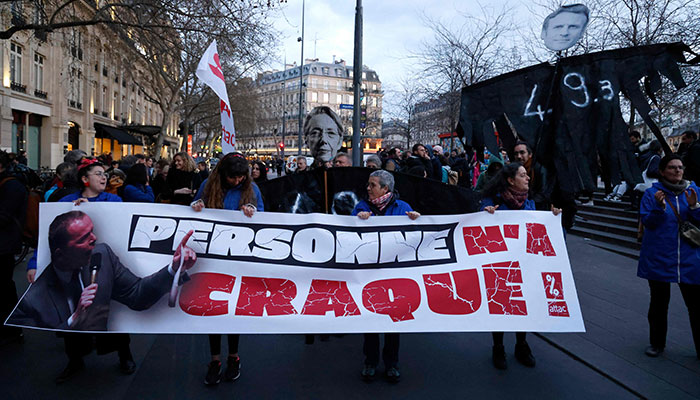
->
xmin=384 ymin=76 xmax=425 ymax=149
xmin=3 ymin=1 xmax=281 ymax=158
xmin=409 ymin=4 xmax=519 ymax=144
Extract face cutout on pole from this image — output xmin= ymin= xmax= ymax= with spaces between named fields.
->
xmin=541 ymin=4 xmax=590 ymax=52
xmin=304 ymin=106 xmax=344 ymax=166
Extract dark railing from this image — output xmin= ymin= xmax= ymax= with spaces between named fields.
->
xmin=76 ymin=102 xmax=82 ymax=110
xmin=69 ymin=100 xmax=76 ymax=108
xmin=101 ymin=111 xmax=109 ymax=118
xmin=34 ymin=89 xmax=47 ymax=99
xmin=11 ymin=82 xmax=26 ymax=93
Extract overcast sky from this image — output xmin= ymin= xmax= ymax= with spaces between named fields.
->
xmin=268 ymin=0 xmax=540 ymax=113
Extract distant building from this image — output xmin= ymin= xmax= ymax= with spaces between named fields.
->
xmin=0 ymin=2 xmax=180 ymax=168
xmin=410 ymin=91 xmax=459 ymax=149
xmin=252 ymin=58 xmax=383 ymax=156
xmin=381 ymin=119 xmax=407 ymax=150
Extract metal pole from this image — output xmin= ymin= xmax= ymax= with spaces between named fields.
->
xmin=297 ymin=0 xmax=305 ymax=156
xmin=282 ymin=112 xmax=286 ymax=159
xmin=351 ymin=0 xmax=363 ymax=166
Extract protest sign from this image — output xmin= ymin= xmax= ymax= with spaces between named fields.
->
xmin=7 ymin=203 xmax=584 ymax=334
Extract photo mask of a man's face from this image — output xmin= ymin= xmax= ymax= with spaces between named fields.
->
xmin=541 ymin=5 xmax=589 ymax=52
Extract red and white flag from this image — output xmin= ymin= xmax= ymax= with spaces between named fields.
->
xmin=196 ymin=40 xmax=236 ymax=154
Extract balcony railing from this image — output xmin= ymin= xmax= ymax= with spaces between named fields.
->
xmin=11 ymin=82 xmax=26 ymax=93
xmin=34 ymin=89 xmax=47 ymax=99
xmin=101 ymin=111 xmax=109 ymax=118
xmin=69 ymin=100 xmax=76 ymax=108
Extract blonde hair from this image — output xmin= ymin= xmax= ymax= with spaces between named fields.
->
xmin=171 ymin=152 xmax=196 ymax=172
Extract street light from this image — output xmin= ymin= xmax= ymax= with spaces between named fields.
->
xmin=281 ymin=110 xmax=287 ymax=159
xmin=297 ymin=0 xmax=305 ymax=156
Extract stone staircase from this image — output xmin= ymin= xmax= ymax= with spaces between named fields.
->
xmin=570 ymin=191 xmax=641 ymax=259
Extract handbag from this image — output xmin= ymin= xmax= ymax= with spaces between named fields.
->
xmin=634 ymin=155 xmax=659 ymax=193
xmin=667 ymin=198 xmax=700 ymax=248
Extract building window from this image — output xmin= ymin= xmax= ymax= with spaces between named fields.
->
xmin=68 ymin=68 xmax=82 ymax=109
xmin=362 ymin=72 xmax=366 ymax=80
xmin=70 ymin=29 xmax=82 ymax=60
xmin=322 ymin=67 xmax=329 ymax=75
xmin=336 ymin=94 xmax=342 ymax=104
xmin=311 ymin=92 xmax=318 ymax=102
xmin=323 ymin=80 xmax=329 ymax=89
xmin=102 ymin=87 xmax=108 ymax=114
xmin=337 ymin=81 xmax=343 ymax=90
xmin=33 ymin=53 xmax=44 ymax=91
xmin=311 ymin=78 xmax=317 ymax=88
xmin=10 ymin=42 xmax=22 ymax=84
xmin=322 ymin=92 xmax=329 ymax=103
xmin=112 ymin=92 xmax=118 ymax=119
xmin=372 ymin=84 xmax=377 ymax=91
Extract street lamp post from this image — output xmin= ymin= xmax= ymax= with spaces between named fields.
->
xmin=297 ymin=0 xmax=305 ymax=156
xmin=351 ymin=0 xmax=363 ymax=166
xmin=282 ymin=111 xmax=287 ymax=159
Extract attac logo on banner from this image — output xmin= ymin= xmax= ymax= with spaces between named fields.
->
xmin=6 ymin=203 xmax=585 ymax=334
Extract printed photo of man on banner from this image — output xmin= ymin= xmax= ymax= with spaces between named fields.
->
xmin=6 ymin=202 xmax=585 ymax=334
xmin=7 ymin=210 xmax=197 ymax=331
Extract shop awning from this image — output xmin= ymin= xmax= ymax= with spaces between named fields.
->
xmin=125 ymin=125 xmax=161 ymax=137
xmin=94 ymin=123 xmax=142 ymax=145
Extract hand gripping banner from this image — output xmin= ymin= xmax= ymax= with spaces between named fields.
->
xmin=196 ymin=40 xmax=236 ymax=154
xmin=6 ymin=203 xmax=585 ymax=334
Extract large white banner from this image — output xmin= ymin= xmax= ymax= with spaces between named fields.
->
xmin=7 ymin=203 xmax=585 ymax=334
xmin=195 ymin=40 xmax=236 ymax=154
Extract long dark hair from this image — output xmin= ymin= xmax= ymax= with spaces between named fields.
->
xmin=202 ymin=153 xmax=255 ymax=209
xmin=125 ymin=163 xmax=148 ymax=186
xmin=482 ymin=162 xmax=523 ymax=199
xmin=251 ymin=160 xmax=268 ymax=183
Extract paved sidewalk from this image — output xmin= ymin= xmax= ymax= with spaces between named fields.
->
xmin=1 ymin=235 xmax=697 ymax=399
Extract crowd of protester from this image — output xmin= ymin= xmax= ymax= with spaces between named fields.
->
xmin=0 ymin=128 xmax=698 ymax=385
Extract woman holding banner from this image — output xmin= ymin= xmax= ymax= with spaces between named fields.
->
xmin=191 ymin=152 xmax=264 ymax=385
xmin=638 ymin=155 xmax=700 ymax=359
xmin=481 ymin=162 xmax=561 ymax=370
xmin=353 ymin=169 xmax=420 ymax=383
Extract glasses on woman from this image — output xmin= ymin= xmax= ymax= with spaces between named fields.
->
xmin=89 ymin=171 xmax=106 ymax=177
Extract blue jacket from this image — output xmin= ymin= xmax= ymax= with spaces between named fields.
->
xmin=352 ymin=195 xmax=413 ymax=216
xmin=122 ymin=184 xmax=155 ymax=203
xmin=638 ymin=181 xmax=700 ymax=284
xmin=194 ymin=179 xmax=264 ymax=211
xmin=59 ymin=191 xmax=123 ymax=203
xmin=480 ymin=195 xmax=535 ymax=211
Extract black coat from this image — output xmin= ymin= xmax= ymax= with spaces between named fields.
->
xmin=165 ymin=168 xmax=202 ymax=205
xmin=0 ymin=172 xmax=27 ymax=255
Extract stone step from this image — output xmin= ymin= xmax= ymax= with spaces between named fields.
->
xmin=576 ymin=211 xmax=638 ymax=228
xmin=578 ymin=204 xmax=637 ymax=219
xmin=593 ymin=198 xmax=632 ymax=209
xmin=575 ymin=219 xmax=639 ymax=238
xmin=592 ymin=192 xmax=632 ymax=202
xmin=569 ymin=226 xmax=642 ymax=250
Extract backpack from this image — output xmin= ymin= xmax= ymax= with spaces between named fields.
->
xmin=0 ymin=176 xmax=40 ymax=247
